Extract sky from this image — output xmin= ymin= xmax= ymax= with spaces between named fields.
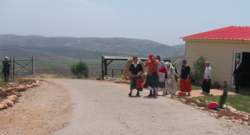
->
xmin=0 ymin=0 xmax=250 ymax=45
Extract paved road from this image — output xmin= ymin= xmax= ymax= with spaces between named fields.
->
xmin=46 ymin=79 xmax=249 ymax=135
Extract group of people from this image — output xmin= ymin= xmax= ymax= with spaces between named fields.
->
xmin=128 ymin=54 xmax=244 ymax=97
xmin=128 ymin=54 xmax=185 ymax=97
xmin=1 ymin=56 xmax=11 ymax=82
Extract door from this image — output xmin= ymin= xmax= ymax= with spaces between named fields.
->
xmin=231 ymin=51 xmax=242 ymax=87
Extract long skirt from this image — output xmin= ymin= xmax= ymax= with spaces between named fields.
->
xmin=180 ymin=78 xmax=191 ymax=92
xmin=144 ymin=71 xmax=159 ymax=90
xmin=166 ymin=77 xmax=177 ymax=95
xmin=130 ymin=76 xmax=143 ymax=91
xmin=202 ymin=79 xmax=211 ymax=93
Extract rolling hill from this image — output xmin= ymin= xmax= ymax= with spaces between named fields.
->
xmin=0 ymin=34 xmax=184 ymax=59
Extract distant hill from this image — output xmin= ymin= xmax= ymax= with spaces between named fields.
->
xmin=172 ymin=44 xmax=185 ymax=49
xmin=0 ymin=34 xmax=185 ymax=59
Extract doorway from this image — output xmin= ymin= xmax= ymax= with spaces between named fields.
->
xmin=232 ymin=52 xmax=250 ymax=89
xmin=241 ymin=52 xmax=250 ymax=89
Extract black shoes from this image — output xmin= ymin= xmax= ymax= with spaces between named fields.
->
xmin=128 ymin=92 xmax=132 ymax=96
xmin=136 ymin=92 xmax=140 ymax=97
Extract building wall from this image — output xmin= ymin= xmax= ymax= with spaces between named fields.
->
xmin=184 ymin=39 xmax=250 ymax=87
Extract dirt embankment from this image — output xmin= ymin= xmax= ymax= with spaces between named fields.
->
xmin=0 ymin=80 xmax=72 ymax=135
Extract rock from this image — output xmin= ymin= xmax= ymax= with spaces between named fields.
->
xmin=242 ymin=117 xmax=249 ymax=121
xmin=223 ymin=104 xmax=226 ymax=109
xmin=243 ymin=121 xmax=248 ymax=125
xmin=95 ymin=76 xmax=101 ymax=80
xmin=230 ymin=108 xmax=237 ymax=113
xmin=7 ymin=95 xmax=18 ymax=103
xmin=0 ymin=87 xmax=7 ymax=97
xmin=191 ymin=103 xmax=196 ymax=106
xmin=221 ymin=116 xmax=229 ymax=119
xmin=5 ymin=87 xmax=14 ymax=92
xmin=211 ymin=110 xmax=217 ymax=113
xmin=229 ymin=125 xmax=233 ymax=127
xmin=214 ymin=113 xmax=218 ymax=117
xmin=199 ymin=107 xmax=205 ymax=110
xmin=238 ymin=119 xmax=243 ymax=124
xmin=0 ymin=103 xmax=8 ymax=109
xmin=3 ymin=99 xmax=14 ymax=107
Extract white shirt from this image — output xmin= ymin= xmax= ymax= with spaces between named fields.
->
xmin=204 ymin=66 xmax=212 ymax=79
xmin=236 ymin=64 xmax=240 ymax=69
xmin=132 ymin=61 xmax=139 ymax=68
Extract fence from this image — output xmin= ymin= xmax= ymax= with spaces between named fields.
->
xmin=12 ymin=56 xmax=35 ymax=79
xmin=107 ymin=69 xmax=124 ymax=78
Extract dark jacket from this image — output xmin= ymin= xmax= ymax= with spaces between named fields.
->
xmin=233 ymin=63 xmax=245 ymax=75
xmin=129 ymin=63 xmax=143 ymax=75
xmin=2 ymin=60 xmax=11 ymax=72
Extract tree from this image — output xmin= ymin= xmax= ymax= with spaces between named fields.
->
xmin=70 ymin=60 xmax=89 ymax=78
xmin=191 ymin=56 xmax=205 ymax=83
xmin=219 ymin=88 xmax=228 ymax=108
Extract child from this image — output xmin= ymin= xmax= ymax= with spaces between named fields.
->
xmin=159 ymin=66 xmax=167 ymax=96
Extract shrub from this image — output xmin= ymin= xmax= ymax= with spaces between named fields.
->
xmin=121 ymin=74 xmax=125 ymax=80
xmin=219 ymin=88 xmax=228 ymax=108
xmin=70 ymin=60 xmax=89 ymax=79
xmin=191 ymin=56 xmax=205 ymax=83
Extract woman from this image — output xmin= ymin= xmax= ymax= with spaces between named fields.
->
xmin=159 ymin=66 xmax=167 ymax=96
xmin=165 ymin=63 xmax=177 ymax=96
xmin=128 ymin=56 xmax=143 ymax=96
xmin=180 ymin=60 xmax=191 ymax=96
xmin=144 ymin=54 xmax=159 ymax=97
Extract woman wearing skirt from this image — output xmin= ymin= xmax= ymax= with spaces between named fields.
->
xmin=180 ymin=60 xmax=192 ymax=96
xmin=165 ymin=63 xmax=177 ymax=96
xmin=144 ymin=54 xmax=159 ymax=97
xmin=128 ymin=56 xmax=143 ymax=96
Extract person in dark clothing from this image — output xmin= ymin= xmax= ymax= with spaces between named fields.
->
xmin=180 ymin=60 xmax=191 ymax=96
xmin=128 ymin=56 xmax=143 ymax=96
xmin=232 ymin=59 xmax=245 ymax=93
xmin=2 ymin=56 xmax=11 ymax=82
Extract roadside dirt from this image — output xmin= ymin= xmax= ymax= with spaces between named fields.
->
xmin=0 ymin=80 xmax=72 ymax=135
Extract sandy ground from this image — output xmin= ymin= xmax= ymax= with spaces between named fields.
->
xmin=0 ymin=80 xmax=72 ymax=135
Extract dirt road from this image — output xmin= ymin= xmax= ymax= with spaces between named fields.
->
xmin=1 ymin=79 xmax=250 ymax=135
xmin=46 ymin=79 xmax=249 ymax=135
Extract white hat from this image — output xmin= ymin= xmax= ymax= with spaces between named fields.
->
xmin=5 ymin=56 xmax=8 ymax=59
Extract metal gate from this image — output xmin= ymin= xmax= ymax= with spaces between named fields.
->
xmin=12 ymin=56 xmax=35 ymax=79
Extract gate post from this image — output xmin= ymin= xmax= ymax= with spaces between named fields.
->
xmin=13 ymin=57 xmax=15 ymax=80
xmin=32 ymin=56 xmax=35 ymax=74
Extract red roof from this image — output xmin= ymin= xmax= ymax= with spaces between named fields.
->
xmin=180 ymin=26 xmax=250 ymax=40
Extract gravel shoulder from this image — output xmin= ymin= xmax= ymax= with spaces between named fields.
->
xmin=0 ymin=80 xmax=72 ymax=135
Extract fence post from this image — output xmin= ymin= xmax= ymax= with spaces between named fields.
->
xmin=121 ymin=69 xmax=123 ymax=75
xmin=112 ymin=69 xmax=114 ymax=77
xmin=32 ymin=56 xmax=35 ymax=74
xmin=13 ymin=57 xmax=15 ymax=81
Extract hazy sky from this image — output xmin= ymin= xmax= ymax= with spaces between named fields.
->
xmin=0 ymin=0 xmax=249 ymax=45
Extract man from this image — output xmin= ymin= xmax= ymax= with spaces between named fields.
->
xmin=201 ymin=61 xmax=212 ymax=95
xmin=233 ymin=59 xmax=245 ymax=93
xmin=2 ymin=56 xmax=11 ymax=82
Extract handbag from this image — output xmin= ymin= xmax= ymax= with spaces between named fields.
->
xmin=136 ymin=76 xmax=142 ymax=90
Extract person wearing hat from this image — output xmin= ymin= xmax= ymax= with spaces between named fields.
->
xmin=2 ymin=56 xmax=11 ymax=82
xmin=156 ymin=55 xmax=166 ymax=95
xmin=144 ymin=54 xmax=159 ymax=97
xmin=180 ymin=60 xmax=191 ymax=96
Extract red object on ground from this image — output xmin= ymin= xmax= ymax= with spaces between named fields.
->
xmin=136 ymin=77 xmax=142 ymax=89
xmin=141 ymin=82 xmax=145 ymax=87
xmin=185 ymin=98 xmax=190 ymax=104
xmin=178 ymin=92 xmax=186 ymax=97
xmin=180 ymin=78 xmax=191 ymax=92
xmin=180 ymin=26 xmax=250 ymax=40
xmin=208 ymin=102 xmax=220 ymax=109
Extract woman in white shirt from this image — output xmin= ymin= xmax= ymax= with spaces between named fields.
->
xmin=201 ymin=61 xmax=212 ymax=95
